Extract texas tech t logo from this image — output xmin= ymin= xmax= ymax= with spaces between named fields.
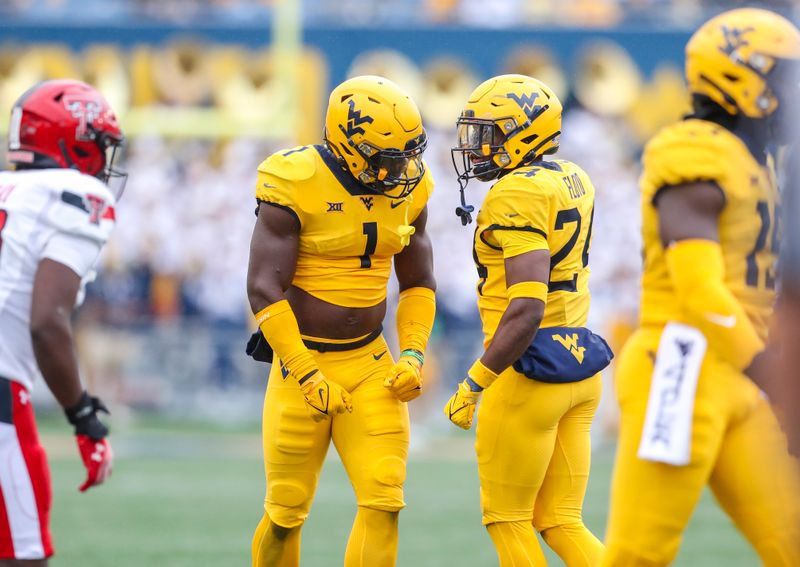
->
xmin=63 ymin=94 xmax=102 ymax=141
xmin=85 ymin=194 xmax=107 ymax=225
xmin=60 ymin=190 xmax=116 ymax=225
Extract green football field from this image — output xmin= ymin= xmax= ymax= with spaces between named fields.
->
xmin=43 ymin=422 xmax=757 ymax=567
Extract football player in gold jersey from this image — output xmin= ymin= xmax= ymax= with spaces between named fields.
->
xmin=602 ymin=9 xmax=800 ymax=566
xmin=246 ymin=76 xmax=436 ymax=567
xmin=443 ymin=74 xmax=612 ymax=567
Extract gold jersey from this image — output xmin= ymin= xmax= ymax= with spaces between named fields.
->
xmin=255 ymin=144 xmax=433 ymax=308
xmin=639 ymin=119 xmax=779 ymax=340
xmin=473 ymin=160 xmax=596 ymax=346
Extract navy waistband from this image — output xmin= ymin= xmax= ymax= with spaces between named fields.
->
xmin=302 ymin=325 xmax=383 ymax=353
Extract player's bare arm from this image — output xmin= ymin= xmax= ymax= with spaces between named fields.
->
xmin=247 ymin=203 xmax=352 ymax=421
xmin=393 ymin=207 xmax=435 ymax=293
xmin=30 ymin=257 xmax=113 ymax=495
xmin=385 ymin=206 xmax=437 ymax=403
xmin=30 ymin=259 xmax=86 ymax=409
xmin=443 ymin=249 xmax=549 ymax=430
xmin=246 ymin=203 xmax=300 ymax=314
xmin=655 ymin=182 xmax=724 ymax=245
xmin=480 ymin=249 xmax=549 ymax=374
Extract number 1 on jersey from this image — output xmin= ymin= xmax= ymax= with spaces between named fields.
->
xmin=361 ymin=222 xmax=378 ymax=268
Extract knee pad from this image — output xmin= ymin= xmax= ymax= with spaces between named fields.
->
xmin=374 ymin=456 xmax=406 ymax=487
xmin=266 ymin=479 xmax=310 ymax=529
xmin=355 ymin=456 xmax=406 ymax=512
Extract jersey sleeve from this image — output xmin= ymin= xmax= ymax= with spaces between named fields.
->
xmin=482 ymin=177 xmax=551 ymax=258
xmin=254 ymin=146 xmax=317 ymax=225
xmin=641 ymin=120 xmax=736 ymax=203
xmin=41 ymin=232 xmax=103 ymax=277
xmin=44 ymin=178 xmax=116 ymax=246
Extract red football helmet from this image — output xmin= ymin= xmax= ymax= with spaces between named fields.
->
xmin=7 ymin=80 xmax=125 ymax=184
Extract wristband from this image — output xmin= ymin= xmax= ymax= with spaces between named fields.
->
xmin=65 ymin=391 xmax=109 ymax=440
xmin=400 ymin=348 xmax=425 ymax=366
xmin=468 ymin=359 xmax=499 ymax=390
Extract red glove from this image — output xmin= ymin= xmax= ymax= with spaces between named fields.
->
xmin=65 ymin=392 xmax=113 ymax=492
xmin=75 ymin=435 xmax=113 ymax=492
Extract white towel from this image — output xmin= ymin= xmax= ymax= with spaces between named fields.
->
xmin=638 ymin=322 xmax=707 ymax=466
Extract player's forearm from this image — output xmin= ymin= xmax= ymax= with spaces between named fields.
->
xmin=254 ymin=299 xmax=319 ymax=384
xmin=481 ymin=298 xmax=544 ymax=375
xmin=31 ymin=316 xmax=84 ymax=409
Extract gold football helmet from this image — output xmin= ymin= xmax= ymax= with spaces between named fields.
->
xmin=686 ymin=8 xmax=800 ymax=119
xmin=451 ymin=74 xmax=562 ymax=224
xmin=324 ymin=75 xmax=427 ymax=199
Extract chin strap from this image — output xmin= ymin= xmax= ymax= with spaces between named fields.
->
xmin=455 ymin=175 xmax=475 ymax=226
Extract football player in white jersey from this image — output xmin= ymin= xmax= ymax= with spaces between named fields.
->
xmin=0 ymin=79 xmax=124 ymax=565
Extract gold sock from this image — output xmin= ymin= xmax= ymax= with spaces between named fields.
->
xmin=251 ymin=513 xmax=301 ymax=567
xmin=541 ymin=523 xmax=604 ymax=567
xmin=344 ymin=507 xmax=399 ymax=567
xmin=487 ymin=521 xmax=547 ymax=567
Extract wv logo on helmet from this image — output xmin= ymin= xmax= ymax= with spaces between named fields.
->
xmin=344 ymin=99 xmax=374 ymax=137
xmin=506 ymin=92 xmax=543 ymax=120
xmin=719 ymin=25 xmax=755 ymax=56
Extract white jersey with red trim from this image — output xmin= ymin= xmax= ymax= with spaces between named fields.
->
xmin=0 ymin=169 xmax=115 ymax=391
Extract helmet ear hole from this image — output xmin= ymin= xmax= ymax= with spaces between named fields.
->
xmin=73 ymin=146 xmax=89 ymax=158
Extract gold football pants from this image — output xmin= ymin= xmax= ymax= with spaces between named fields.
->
xmin=260 ymin=334 xmax=409 ymax=529
xmin=603 ymin=328 xmax=800 ymax=566
xmin=477 ymin=369 xmax=604 ymax=565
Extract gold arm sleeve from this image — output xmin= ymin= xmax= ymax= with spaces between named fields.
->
xmin=396 ymin=286 xmax=436 ymax=355
xmin=666 ymin=239 xmax=764 ymax=370
xmin=255 ymin=300 xmax=318 ymax=383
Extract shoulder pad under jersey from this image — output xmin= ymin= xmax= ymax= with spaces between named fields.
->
xmin=44 ymin=172 xmax=116 ymax=244
xmin=256 ymin=146 xmax=318 ymax=182
xmin=485 ymin=172 xmax=553 ymax=232
xmin=413 ymin=165 xmax=435 ymax=203
xmin=641 ymin=119 xmax=740 ymax=201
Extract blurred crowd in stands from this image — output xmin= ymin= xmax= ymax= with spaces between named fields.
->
xmin=1 ymin=0 xmax=796 ymax=26
xmin=0 ymin=7 xmax=706 ymax=422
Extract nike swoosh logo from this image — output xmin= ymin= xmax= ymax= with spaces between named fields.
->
xmin=703 ymin=312 xmax=737 ymax=328
xmin=390 ymin=200 xmax=405 ymax=209
xmin=505 ymin=213 xmax=519 ymax=218
xmin=262 ymin=182 xmax=276 ymax=189
xmin=373 ymin=351 xmax=387 ymax=361
xmin=318 ymin=387 xmax=326 ymax=405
